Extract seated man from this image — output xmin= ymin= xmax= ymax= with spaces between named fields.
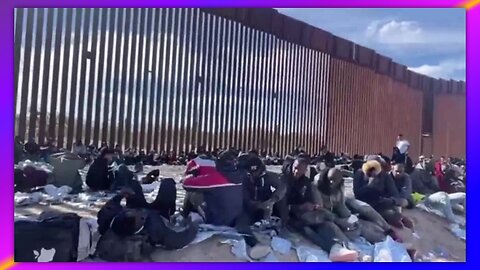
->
xmin=86 ymin=148 xmax=115 ymax=191
xmin=15 ymin=136 xmax=25 ymax=164
xmin=242 ymin=156 xmax=288 ymax=227
xmin=353 ymin=158 xmax=411 ymax=229
xmin=73 ymin=140 xmax=88 ymax=159
xmin=97 ymin=187 xmax=197 ymax=256
xmin=124 ymin=149 xmax=136 ymax=165
xmin=24 ymin=137 xmax=40 ymax=160
xmin=351 ymin=154 xmax=364 ymax=173
xmin=177 ymin=151 xmax=187 ymax=165
xmin=182 ymin=151 xmax=271 ymax=260
xmin=144 ymin=150 xmax=156 ymax=166
xmin=443 ymin=166 xmax=466 ymax=193
xmin=313 ymin=168 xmax=357 ymax=239
xmin=410 ymin=165 xmax=439 ymax=196
xmin=284 ymin=157 xmax=358 ymax=262
xmin=391 ymin=164 xmax=414 ymax=208
xmin=40 ymin=138 xmax=59 ymax=161
xmin=314 ymin=167 xmax=399 ymax=244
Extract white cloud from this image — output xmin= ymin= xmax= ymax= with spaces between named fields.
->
xmin=365 ymin=19 xmax=464 ymax=46
xmin=409 ymin=58 xmax=465 ymax=80
xmin=366 ymin=20 xmax=423 ymax=44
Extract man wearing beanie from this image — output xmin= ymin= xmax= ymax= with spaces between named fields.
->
xmin=242 ymin=156 xmax=288 ymax=225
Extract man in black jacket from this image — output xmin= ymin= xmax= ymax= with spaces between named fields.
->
xmin=242 ymin=156 xmax=288 ymax=225
xmin=351 ymin=155 xmax=364 ymax=173
xmin=97 ymin=187 xmax=197 ymax=251
xmin=391 ymin=164 xmax=414 ymax=208
xmin=284 ymin=157 xmax=358 ymax=262
xmin=86 ymin=148 xmax=115 ymax=191
xmin=353 ymin=157 xmax=410 ymax=228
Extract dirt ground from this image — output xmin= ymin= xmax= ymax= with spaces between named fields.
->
xmin=14 ymin=165 xmax=466 ymax=262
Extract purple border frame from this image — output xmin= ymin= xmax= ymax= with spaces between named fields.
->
xmin=0 ymin=0 xmax=476 ymax=268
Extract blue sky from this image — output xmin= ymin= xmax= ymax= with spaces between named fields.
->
xmin=276 ymin=8 xmax=466 ymax=81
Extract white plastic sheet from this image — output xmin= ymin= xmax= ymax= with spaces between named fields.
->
xmin=221 ymin=239 xmax=251 ymax=262
xmin=77 ymin=217 xmax=99 ymax=261
xmin=16 ymin=160 xmax=54 ymax=173
xmin=349 ymin=237 xmax=374 ymax=258
xmin=373 ymin=236 xmax=411 ymax=262
xmin=44 ymin=185 xmax=72 ymax=200
xmin=416 ymin=202 xmax=465 ymax=226
xmin=449 ymin=224 xmax=466 ymax=240
xmin=261 ymin=253 xmax=280 ymax=262
xmin=15 ymin=192 xmax=43 ymax=206
xmin=271 ymin=236 xmax=292 ymax=255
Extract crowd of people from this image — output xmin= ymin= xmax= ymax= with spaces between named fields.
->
xmin=14 ymin=134 xmax=466 ymax=262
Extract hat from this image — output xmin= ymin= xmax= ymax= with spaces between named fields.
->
xmin=216 ymin=150 xmax=237 ymax=169
xmin=362 ymin=160 xmax=382 ymax=174
xmin=248 ymin=157 xmax=266 ymax=173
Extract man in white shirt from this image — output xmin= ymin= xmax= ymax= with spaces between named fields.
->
xmin=396 ymin=134 xmax=410 ymax=155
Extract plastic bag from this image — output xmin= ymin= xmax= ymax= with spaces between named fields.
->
xmin=349 ymin=237 xmax=374 ymax=258
xmin=15 ymin=192 xmax=43 ymax=206
xmin=261 ymin=253 xmax=280 ymax=262
xmin=44 ymin=185 xmax=72 ymax=200
xmin=17 ymin=160 xmax=54 ymax=173
xmin=449 ymin=224 xmax=466 ymax=240
xmin=373 ymin=236 xmax=411 ymax=262
xmin=295 ymin=246 xmax=331 ymax=262
xmin=220 ymin=239 xmax=251 ymax=262
xmin=271 ymin=236 xmax=292 ymax=255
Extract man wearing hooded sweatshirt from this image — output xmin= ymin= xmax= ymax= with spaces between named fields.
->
xmin=96 ymin=187 xmax=198 ymax=257
xmin=86 ymin=148 xmax=115 ymax=191
xmin=353 ymin=158 xmax=410 ymax=229
xmin=390 ymin=164 xmax=414 ymax=208
xmin=182 ymin=150 xmax=271 ymax=260
xmin=242 ymin=156 xmax=288 ymax=225
xmin=284 ymin=157 xmax=358 ymax=262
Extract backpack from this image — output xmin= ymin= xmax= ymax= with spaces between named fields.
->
xmin=95 ymin=230 xmax=153 ymax=262
xmin=14 ymin=213 xmax=80 ymax=262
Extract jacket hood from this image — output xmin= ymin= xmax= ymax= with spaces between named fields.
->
xmin=315 ymin=168 xmax=344 ymax=195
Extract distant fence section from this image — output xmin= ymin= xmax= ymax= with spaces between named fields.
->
xmin=14 ymin=8 xmax=466 ymax=158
